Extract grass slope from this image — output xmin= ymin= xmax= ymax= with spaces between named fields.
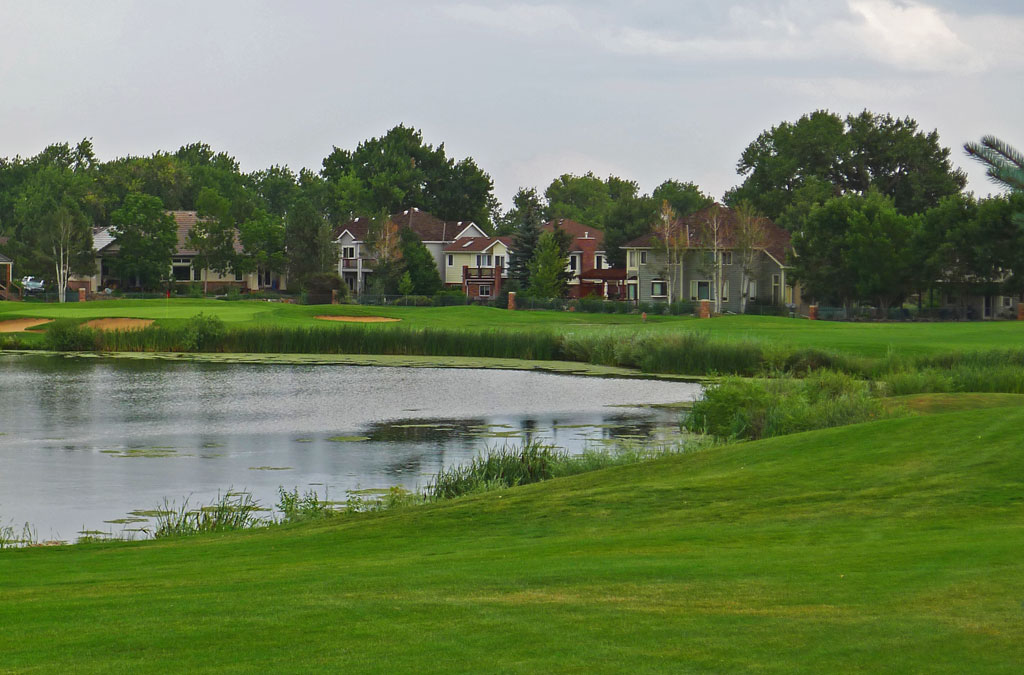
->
xmin=2 ymin=407 xmax=1022 ymax=672
xmin=5 ymin=299 xmax=1024 ymax=357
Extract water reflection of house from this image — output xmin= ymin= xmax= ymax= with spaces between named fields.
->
xmin=334 ymin=208 xmax=487 ymax=294
xmin=79 ymin=211 xmax=285 ymax=293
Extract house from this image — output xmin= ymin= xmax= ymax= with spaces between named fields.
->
xmin=80 ymin=211 xmax=282 ymax=293
xmin=0 ymin=248 xmax=16 ymax=301
xmin=934 ymin=284 xmax=1022 ymax=320
xmin=540 ymin=219 xmax=620 ymax=298
xmin=443 ymin=236 xmax=513 ymax=299
xmin=622 ymin=205 xmax=799 ymax=311
xmin=334 ymin=208 xmax=487 ymax=293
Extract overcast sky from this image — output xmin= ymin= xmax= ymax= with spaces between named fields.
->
xmin=1 ymin=0 xmax=1021 ymax=209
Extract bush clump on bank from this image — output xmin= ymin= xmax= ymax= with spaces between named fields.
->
xmin=685 ymin=371 xmax=888 ymax=440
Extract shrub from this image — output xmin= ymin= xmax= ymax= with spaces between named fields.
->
xmin=181 ymin=313 xmax=226 ymax=351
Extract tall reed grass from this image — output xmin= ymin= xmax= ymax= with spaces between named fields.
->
xmin=686 ymin=371 xmax=889 ymax=440
xmin=32 ymin=316 xmax=1024 ymax=385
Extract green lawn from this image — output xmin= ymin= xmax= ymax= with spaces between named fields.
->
xmin=3 ymin=298 xmax=1024 ymax=358
xmin=2 ymin=406 xmax=1022 ymax=672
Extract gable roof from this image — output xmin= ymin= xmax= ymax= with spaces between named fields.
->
xmin=444 ymin=236 xmax=514 ymax=253
xmin=623 ymin=206 xmax=791 ymax=263
xmin=0 ymin=251 xmax=11 ymax=264
xmin=93 ymin=227 xmax=117 ymax=253
xmin=334 ymin=207 xmax=483 ymax=243
xmin=542 ymin=219 xmax=604 ymax=252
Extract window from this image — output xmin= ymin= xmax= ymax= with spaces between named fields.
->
xmin=720 ymin=251 xmax=733 ymax=265
xmin=772 ymin=274 xmax=781 ymax=304
xmin=690 ymin=280 xmax=711 ymax=301
xmin=447 ymin=254 xmax=453 ymax=267
xmin=193 ymin=266 xmax=202 ymax=282
xmin=628 ymin=251 xmax=636 ymax=267
xmin=476 ymin=254 xmax=492 ymax=267
xmin=342 ymin=246 xmax=355 ymax=259
xmin=595 ymin=255 xmax=604 ymax=269
xmin=234 ymin=270 xmax=243 ymax=282
xmin=640 ymin=251 xmax=648 ymax=265
xmin=479 ymin=285 xmax=491 ymax=297
xmin=569 ymin=256 xmax=577 ymax=271
xmin=651 ymin=281 xmax=668 ymax=297
xmin=1003 ymin=296 xmax=1013 ymax=308
xmin=722 ymin=280 xmax=729 ymax=302
xmin=495 ymin=255 xmax=504 ymax=268
xmin=747 ymin=280 xmax=757 ymax=301
xmin=627 ymin=284 xmax=637 ymax=300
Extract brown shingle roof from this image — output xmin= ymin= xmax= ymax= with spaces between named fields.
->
xmin=623 ymin=206 xmax=791 ymax=263
xmin=335 ymin=208 xmax=479 ymax=243
xmin=171 ymin=211 xmax=244 ymax=255
xmin=444 ymin=236 xmax=514 ymax=253
xmin=542 ymin=219 xmax=604 ymax=251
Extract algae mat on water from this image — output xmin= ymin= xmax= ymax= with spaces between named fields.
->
xmin=1 ymin=407 xmax=1022 ymax=671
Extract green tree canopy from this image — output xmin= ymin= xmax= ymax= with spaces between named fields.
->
xmin=792 ymin=191 xmax=921 ymax=312
xmin=728 ymin=110 xmax=967 ymax=222
xmin=110 ymin=192 xmax=177 ymax=290
xmin=320 ymin=125 xmax=496 ymax=227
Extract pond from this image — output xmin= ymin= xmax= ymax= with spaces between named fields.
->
xmin=0 ymin=354 xmax=702 ymax=541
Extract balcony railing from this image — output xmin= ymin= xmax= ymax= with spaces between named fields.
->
xmin=463 ymin=266 xmax=505 ymax=281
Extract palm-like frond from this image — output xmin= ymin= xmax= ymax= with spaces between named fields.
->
xmin=964 ymin=136 xmax=1024 ymax=192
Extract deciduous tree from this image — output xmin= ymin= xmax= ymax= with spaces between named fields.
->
xmin=110 ymin=192 xmax=177 ymax=290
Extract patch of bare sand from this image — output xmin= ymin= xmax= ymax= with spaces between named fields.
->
xmin=84 ymin=318 xmax=154 ymax=331
xmin=0 ymin=318 xmax=53 ymax=333
xmin=315 ymin=315 xmax=401 ymax=323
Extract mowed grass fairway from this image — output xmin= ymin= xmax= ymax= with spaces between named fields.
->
xmin=4 ymin=298 xmax=1024 ymax=357
xmin=2 ymin=406 xmax=1023 ymax=672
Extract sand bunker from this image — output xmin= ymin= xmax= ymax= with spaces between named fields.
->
xmin=84 ymin=318 xmax=154 ymax=331
xmin=0 ymin=318 xmax=53 ymax=333
xmin=315 ymin=315 xmax=401 ymax=323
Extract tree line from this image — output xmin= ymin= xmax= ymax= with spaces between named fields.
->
xmin=1 ymin=112 xmax=1019 ymax=308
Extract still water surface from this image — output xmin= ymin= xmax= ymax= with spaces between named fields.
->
xmin=0 ymin=354 xmax=701 ymax=540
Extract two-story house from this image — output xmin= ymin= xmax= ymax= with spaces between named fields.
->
xmin=540 ymin=219 xmax=620 ymax=298
xmin=622 ymin=206 xmax=798 ymax=312
xmin=443 ymin=236 xmax=513 ymax=299
xmin=334 ymin=208 xmax=486 ymax=293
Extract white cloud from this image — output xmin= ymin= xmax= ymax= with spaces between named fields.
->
xmin=444 ymin=1 xmax=995 ymax=76
xmin=842 ymin=0 xmax=986 ymax=74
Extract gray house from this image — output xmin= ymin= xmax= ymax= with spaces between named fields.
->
xmin=622 ymin=206 xmax=799 ymax=312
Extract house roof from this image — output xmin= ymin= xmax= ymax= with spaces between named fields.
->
xmin=335 ymin=207 xmax=482 ymax=243
xmin=542 ymin=219 xmax=604 ymax=252
xmin=444 ymin=236 xmax=514 ymax=253
xmin=93 ymin=227 xmax=117 ymax=253
xmin=171 ymin=211 xmax=245 ymax=256
xmin=623 ymin=205 xmax=791 ymax=263
xmin=0 ymin=251 xmax=11 ymax=264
